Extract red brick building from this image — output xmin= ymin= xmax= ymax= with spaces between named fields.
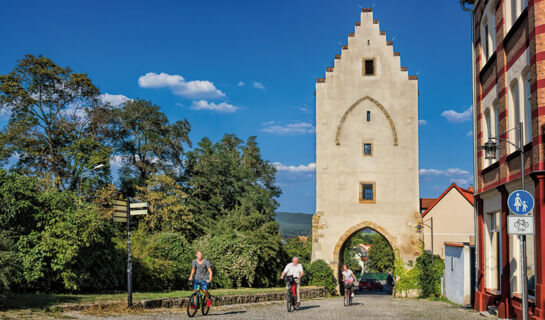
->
xmin=462 ymin=0 xmax=545 ymax=318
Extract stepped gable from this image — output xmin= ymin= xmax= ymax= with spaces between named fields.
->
xmin=316 ymin=8 xmax=418 ymax=83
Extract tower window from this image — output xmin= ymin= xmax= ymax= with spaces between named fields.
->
xmin=366 ymin=111 xmax=371 ymax=122
xmin=363 ymin=58 xmax=376 ymax=76
xmin=359 ymin=182 xmax=376 ymax=203
xmin=363 ymin=143 xmax=372 ymax=156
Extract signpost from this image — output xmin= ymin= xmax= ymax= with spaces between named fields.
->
xmin=112 ymin=199 xmax=148 ymax=307
xmin=507 ymin=189 xmax=535 ymax=320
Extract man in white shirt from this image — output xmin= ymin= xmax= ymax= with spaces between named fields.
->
xmin=280 ymin=256 xmax=304 ymax=307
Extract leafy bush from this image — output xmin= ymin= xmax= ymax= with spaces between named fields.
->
xmin=17 ymin=191 xmax=124 ymax=292
xmin=0 ymin=232 xmax=21 ymax=292
xmin=416 ymin=251 xmax=444 ymax=298
xmin=306 ymin=260 xmax=336 ymax=295
xmin=131 ymin=231 xmax=193 ymax=291
xmin=283 ymin=236 xmax=311 ymax=265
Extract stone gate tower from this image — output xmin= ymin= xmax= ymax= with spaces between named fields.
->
xmin=312 ymin=8 xmax=421 ymax=273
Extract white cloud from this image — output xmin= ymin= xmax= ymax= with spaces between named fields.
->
xmin=273 ymin=162 xmax=316 ymax=173
xmin=138 ymin=72 xmax=225 ymax=99
xmin=237 ymin=81 xmax=245 ymax=87
xmin=466 ymin=130 xmax=473 ymax=137
xmin=253 ymin=81 xmax=265 ymax=90
xmin=100 ymin=93 xmax=131 ymax=107
xmin=262 ymin=121 xmax=315 ymax=135
xmin=418 ymin=119 xmax=427 ymax=126
xmin=420 ymin=167 xmax=473 ymax=186
xmin=441 ymin=105 xmax=472 ymax=123
xmin=190 ymin=100 xmax=238 ymax=113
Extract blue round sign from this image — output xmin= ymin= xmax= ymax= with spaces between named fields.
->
xmin=508 ymin=190 xmax=534 ymax=215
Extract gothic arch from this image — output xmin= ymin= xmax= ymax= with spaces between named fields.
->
xmin=332 ymin=220 xmax=397 ymax=262
xmin=335 ymin=96 xmax=398 ymax=146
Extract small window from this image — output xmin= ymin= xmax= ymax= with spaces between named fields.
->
xmin=366 ymin=111 xmax=371 ymax=122
xmin=363 ymin=58 xmax=375 ymax=76
xmin=359 ymin=182 xmax=375 ymax=203
xmin=363 ymin=143 xmax=372 ymax=156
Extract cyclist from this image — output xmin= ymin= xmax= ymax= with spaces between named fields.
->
xmin=280 ymin=256 xmax=304 ymax=307
xmin=188 ymin=250 xmax=213 ymax=307
xmin=341 ymin=264 xmax=357 ymax=298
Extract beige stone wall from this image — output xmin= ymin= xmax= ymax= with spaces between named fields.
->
xmin=312 ymin=9 xmax=420 ymax=270
xmin=422 ymin=188 xmax=475 ymax=259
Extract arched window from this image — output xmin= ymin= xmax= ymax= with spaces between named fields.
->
xmin=509 ymin=79 xmax=521 ymax=150
xmin=524 ymin=71 xmax=532 ymax=144
xmin=484 ymin=108 xmax=493 ymax=166
xmin=490 ymin=5 xmax=496 ymax=51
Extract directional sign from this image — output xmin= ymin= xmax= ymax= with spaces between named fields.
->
xmin=114 ymin=205 xmax=127 ymax=211
xmin=508 ymin=190 xmax=534 ymax=215
xmin=113 ymin=211 xmax=127 ymax=218
xmin=508 ymin=215 xmax=535 ymax=235
xmin=113 ymin=217 xmax=127 ymax=223
xmin=113 ymin=200 xmax=127 ymax=206
xmin=130 ymin=202 xmax=148 ymax=209
xmin=130 ymin=209 xmax=148 ymax=216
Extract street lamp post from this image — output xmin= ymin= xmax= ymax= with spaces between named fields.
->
xmin=480 ymin=122 xmax=528 ymax=320
xmin=418 ymin=217 xmax=434 ymax=265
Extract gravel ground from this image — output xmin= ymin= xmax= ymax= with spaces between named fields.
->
xmin=59 ymin=291 xmax=489 ymax=320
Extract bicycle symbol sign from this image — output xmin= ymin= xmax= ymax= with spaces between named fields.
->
xmin=507 ymin=215 xmax=534 ymax=235
xmin=507 ymin=190 xmax=534 ymax=215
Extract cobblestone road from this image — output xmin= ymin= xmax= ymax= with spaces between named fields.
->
xmin=64 ymin=292 xmax=488 ymax=320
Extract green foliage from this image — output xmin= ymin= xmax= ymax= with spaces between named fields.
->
xmin=306 ymin=260 xmax=336 ymax=295
xmin=283 ymin=237 xmax=312 ymax=265
xmin=0 ymin=232 xmax=21 ymax=292
xmin=393 ymin=250 xmax=419 ymax=297
xmin=17 ymin=191 xmax=123 ymax=292
xmin=0 ymin=169 xmax=40 ymax=237
xmin=0 ymin=54 xmax=111 ymax=191
xmin=131 ymin=231 xmax=193 ymax=291
xmin=367 ymin=236 xmax=394 ymax=273
xmin=416 ymin=251 xmax=444 ymax=298
xmin=106 ymin=99 xmax=191 ymax=196
xmin=135 ymin=174 xmax=194 ymax=238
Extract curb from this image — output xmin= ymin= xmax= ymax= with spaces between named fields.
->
xmin=59 ymin=287 xmax=328 ymax=312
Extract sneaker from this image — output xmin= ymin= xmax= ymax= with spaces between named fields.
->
xmin=206 ymin=299 xmax=211 ymax=307
xmin=296 ymin=302 xmax=300 ymax=308
xmin=351 ymin=292 xmax=354 ymax=298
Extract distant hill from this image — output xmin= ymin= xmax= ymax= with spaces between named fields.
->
xmin=275 ymin=212 xmax=313 ymax=238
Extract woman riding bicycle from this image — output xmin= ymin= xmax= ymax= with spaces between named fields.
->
xmin=341 ymin=264 xmax=357 ymax=298
xmin=188 ymin=250 xmax=213 ymax=308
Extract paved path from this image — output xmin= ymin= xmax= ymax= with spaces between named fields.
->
xmin=64 ymin=292 xmax=488 ymax=320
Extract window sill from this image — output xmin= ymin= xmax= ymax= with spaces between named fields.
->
xmin=359 ymin=200 xmax=376 ymax=204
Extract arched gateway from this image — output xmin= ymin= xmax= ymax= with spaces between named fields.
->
xmin=312 ymin=9 xmax=421 ymax=277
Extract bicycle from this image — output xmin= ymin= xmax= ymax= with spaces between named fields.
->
xmin=343 ymin=281 xmax=354 ymax=307
xmin=187 ymin=280 xmax=212 ymax=317
xmin=285 ymin=275 xmax=299 ymax=312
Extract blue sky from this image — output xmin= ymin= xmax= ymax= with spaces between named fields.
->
xmin=0 ymin=0 xmax=474 ymax=213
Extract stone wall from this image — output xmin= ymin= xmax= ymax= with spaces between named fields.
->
xmin=59 ymin=287 xmax=328 ymax=312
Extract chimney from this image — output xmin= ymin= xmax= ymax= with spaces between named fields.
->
xmin=468 ymin=185 xmax=474 ymax=192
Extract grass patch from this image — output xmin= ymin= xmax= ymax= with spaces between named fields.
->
xmin=427 ymin=296 xmax=460 ymax=306
xmin=1 ymin=287 xmax=314 ymax=310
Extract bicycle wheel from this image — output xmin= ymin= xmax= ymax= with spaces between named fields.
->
xmin=202 ymin=294 xmax=211 ymax=315
xmin=187 ymin=292 xmax=199 ymax=318
xmin=286 ymin=292 xmax=293 ymax=312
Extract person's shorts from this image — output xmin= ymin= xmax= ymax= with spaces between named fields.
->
xmin=344 ymin=281 xmax=353 ymax=289
xmin=194 ymin=279 xmax=208 ymax=290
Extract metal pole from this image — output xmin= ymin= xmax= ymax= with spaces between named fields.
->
xmin=519 ymin=122 xmax=528 ymax=320
xmin=127 ymin=199 xmax=133 ymax=307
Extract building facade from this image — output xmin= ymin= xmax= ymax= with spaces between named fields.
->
xmin=421 ymin=183 xmax=475 ymax=259
xmin=312 ymin=8 xmax=421 ymax=275
xmin=465 ymin=0 xmax=545 ymax=318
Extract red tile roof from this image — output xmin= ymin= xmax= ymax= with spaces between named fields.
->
xmin=420 ymin=198 xmax=436 ymax=212
xmin=421 ymin=183 xmax=475 ymax=217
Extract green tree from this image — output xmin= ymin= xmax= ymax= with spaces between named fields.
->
xmin=283 ymin=236 xmax=312 ymax=265
xmin=106 ymin=99 xmax=191 ymax=196
xmin=0 ymin=232 xmax=21 ymax=292
xmin=183 ymin=134 xmax=280 ymax=228
xmin=17 ymin=190 xmax=123 ymax=292
xmin=416 ymin=251 xmax=444 ymax=298
xmin=0 ymin=55 xmax=111 ymax=191
xmin=367 ymin=236 xmax=394 ymax=273
xmin=134 ymin=174 xmax=194 ymax=238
